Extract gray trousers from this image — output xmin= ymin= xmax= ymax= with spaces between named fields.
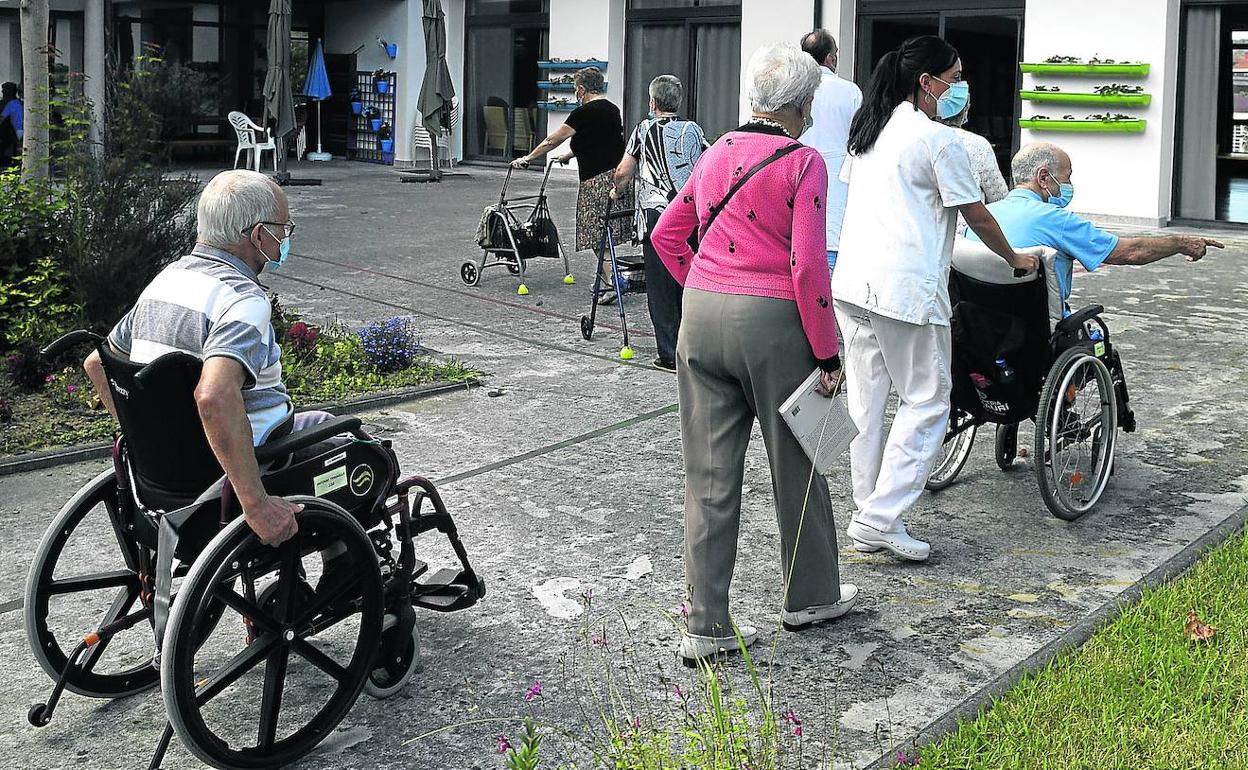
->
xmin=677 ymin=288 xmax=842 ymax=637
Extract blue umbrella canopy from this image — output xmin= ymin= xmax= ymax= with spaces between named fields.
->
xmin=303 ymin=38 xmax=331 ymax=101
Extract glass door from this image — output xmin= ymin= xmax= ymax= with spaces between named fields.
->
xmin=463 ymin=0 xmax=548 ymax=161
xmin=855 ymin=5 xmax=1023 ymax=178
xmin=625 ymin=2 xmax=741 ymax=139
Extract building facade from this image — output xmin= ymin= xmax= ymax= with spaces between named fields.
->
xmin=0 ymin=0 xmax=1241 ymax=228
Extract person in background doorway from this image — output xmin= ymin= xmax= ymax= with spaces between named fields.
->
xmin=652 ymin=43 xmax=859 ymax=667
xmin=511 ymin=67 xmax=636 ymax=257
xmin=611 ymin=75 xmax=708 ymax=371
xmin=834 ymin=36 xmax=1039 ymax=563
xmin=800 ymin=29 xmax=862 ymax=275
xmin=0 ymin=82 xmax=23 ymax=168
xmin=937 ymin=101 xmax=1008 ymax=204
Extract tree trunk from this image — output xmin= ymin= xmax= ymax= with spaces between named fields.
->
xmin=19 ymin=0 xmax=50 ymax=180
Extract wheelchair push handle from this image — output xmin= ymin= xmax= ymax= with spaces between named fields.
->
xmin=41 ymin=329 xmax=105 ymax=360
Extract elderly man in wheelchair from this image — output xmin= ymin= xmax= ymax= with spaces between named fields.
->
xmin=929 ymin=143 xmax=1220 ymax=520
xmin=24 ymin=170 xmax=484 ymax=770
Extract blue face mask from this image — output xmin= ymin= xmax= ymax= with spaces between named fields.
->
xmin=1047 ymin=181 xmax=1075 ymax=208
xmin=931 ymin=78 xmax=970 ymax=121
xmin=647 ymin=110 xmax=657 ymax=120
xmin=261 ymin=225 xmax=291 ymax=270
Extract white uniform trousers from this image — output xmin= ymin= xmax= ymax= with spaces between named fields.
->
xmin=834 ymin=300 xmax=952 ymax=534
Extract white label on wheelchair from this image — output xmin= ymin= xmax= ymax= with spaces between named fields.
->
xmin=314 ymin=466 xmax=349 ymax=496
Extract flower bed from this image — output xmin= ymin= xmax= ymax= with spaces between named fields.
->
xmin=0 ymin=303 xmax=478 ymax=458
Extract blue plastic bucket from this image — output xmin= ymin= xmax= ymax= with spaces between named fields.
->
xmin=376 ymin=79 xmax=390 ymax=94
xmin=370 ymin=117 xmax=382 ymax=132
xmin=385 ymin=43 xmax=398 ymax=59
xmin=381 ymin=151 xmax=395 ymax=165
xmin=380 ymin=138 xmax=394 ymax=153
xmin=350 ymin=101 xmax=362 ymax=115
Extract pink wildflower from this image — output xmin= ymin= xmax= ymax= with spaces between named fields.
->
xmin=523 ymin=679 xmax=542 ymax=702
xmin=66 ymin=384 xmax=78 ymax=394
xmin=497 ymin=735 xmax=512 ymax=754
xmin=678 ymin=602 xmax=689 ymax=618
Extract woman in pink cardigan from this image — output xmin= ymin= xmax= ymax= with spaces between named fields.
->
xmin=651 ymin=42 xmax=858 ymax=666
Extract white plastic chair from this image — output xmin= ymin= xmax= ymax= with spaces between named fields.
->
xmin=411 ymin=122 xmax=436 ymax=170
xmin=228 ymin=111 xmax=277 ymax=172
xmin=436 ymin=98 xmax=458 ymax=169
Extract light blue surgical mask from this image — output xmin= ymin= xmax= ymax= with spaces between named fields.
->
xmin=261 ymin=225 xmax=292 ymax=270
xmin=931 ymin=77 xmax=970 ymax=121
xmin=647 ymin=110 xmax=657 ymax=120
xmin=1048 ymin=182 xmax=1075 ymax=208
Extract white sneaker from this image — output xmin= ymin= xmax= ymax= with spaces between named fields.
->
xmin=677 ymin=624 xmax=758 ymax=667
xmin=782 ymin=584 xmax=860 ymax=631
xmin=846 ymin=520 xmax=930 ymax=562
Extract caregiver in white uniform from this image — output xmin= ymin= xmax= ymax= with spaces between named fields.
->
xmin=833 ymin=35 xmax=1039 ymax=562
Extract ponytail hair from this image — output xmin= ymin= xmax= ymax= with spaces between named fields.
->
xmin=847 ymin=35 xmax=959 ymax=156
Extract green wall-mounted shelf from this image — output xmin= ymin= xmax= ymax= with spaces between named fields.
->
xmin=537 ymin=100 xmax=577 ymax=112
xmin=1020 ymin=62 xmax=1150 ymax=76
xmin=1020 ymin=90 xmax=1151 ymax=107
xmin=1019 ymin=118 xmax=1147 ymax=133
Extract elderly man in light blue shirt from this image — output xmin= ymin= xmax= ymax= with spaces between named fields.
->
xmin=800 ymin=29 xmax=862 ymax=273
xmin=967 ymin=142 xmax=1222 ymax=314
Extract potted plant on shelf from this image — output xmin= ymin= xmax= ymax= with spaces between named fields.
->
xmin=373 ymin=68 xmax=390 ymax=94
xmin=350 ymin=87 xmax=363 ymax=115
xmin=365 ymin=106 xmax=382 ymax=132
xmin=378 ymin=122 xmax=395 ymax=165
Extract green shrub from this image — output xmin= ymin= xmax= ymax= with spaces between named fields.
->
xmin=0 ymin=255 xmax=82 ymax=350
xmin=0 ymin=169 xmax=65 ymax=276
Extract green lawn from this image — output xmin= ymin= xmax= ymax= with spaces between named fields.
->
xmin=916 ymin=532 xmax=1248 ymax=769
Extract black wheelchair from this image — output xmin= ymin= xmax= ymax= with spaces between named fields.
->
xmin=925 ymin=243 xmax=1136 ymax=520
xmin=24 ymin=331 xmax=485 ymax=769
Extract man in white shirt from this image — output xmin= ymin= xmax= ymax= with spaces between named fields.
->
xmin=800 ymin=29 xmax=862 ymax=273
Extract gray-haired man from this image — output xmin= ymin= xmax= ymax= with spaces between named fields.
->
xmin=85 ymin=169 xmax=329 ymax=546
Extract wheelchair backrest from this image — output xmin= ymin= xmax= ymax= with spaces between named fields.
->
xmin=951 ymin=240 xmax=1062 ymax=325
xmin=99 ymin=346 xmax=224 ymax=510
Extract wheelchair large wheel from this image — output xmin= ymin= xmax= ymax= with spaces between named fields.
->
xmin=25 ymin=470 xmax=158 ymax=699
xmin=1035 ymin=348 xmax=1117 ymax=520
xmin=162 ymin=497 xmax=383 ymax=770
xmin=926 ymin=424 xmax=977 ymax=491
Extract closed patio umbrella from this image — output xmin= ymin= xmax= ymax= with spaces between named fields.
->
xmin=419 ymin=0 xmax=456 ymax=177
xmin=303 ymin=38 xmax=332 ymax=161
xmin=263 ymin=0 xmax=295 ymax=178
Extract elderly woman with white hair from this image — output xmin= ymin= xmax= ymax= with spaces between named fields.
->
xmin=651 ymin=43 xmax=859 ymax=665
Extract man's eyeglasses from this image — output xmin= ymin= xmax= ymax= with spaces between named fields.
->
xmin=243 ymin=221 xmax=297 ymax=238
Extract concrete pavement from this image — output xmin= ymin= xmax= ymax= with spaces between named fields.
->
xmin=1 ymin=160 xmax=1246 ymax=769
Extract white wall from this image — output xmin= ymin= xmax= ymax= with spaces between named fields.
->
xmin=0 ymin=17 xmax=17 ymax=85
xmin=444 ymin=0 xmax=465 ymax=162
xmin=1021 ymin=0 xmax=1180 ymax=224
xmin=738 ymin=0 xmax=816 ymax=122
xmin=325 ymin=0 xmax=412 ymax=160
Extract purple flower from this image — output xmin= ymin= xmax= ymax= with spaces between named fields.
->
xmin=497 ymin=735 xmax=512 ymax=754
xmin=677 ymin=602 xmax=689 ymax=618
xmin=672 ymin=683 xmax=685 ymax=700
xmin=523 ymin=679 xmax=542 ymax=702
xmin=783 ymin=709 xmax=803 ymax=737
xmin=66 ymin=383 xmax=78 ymax=394
xmin=591 ymin=633 xmax=605 ymax=647
xmin=45 ymin=374 xmax=55 ymax=384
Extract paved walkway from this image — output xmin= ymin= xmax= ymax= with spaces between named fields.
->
xmin=1 ymin=160 xmax=1246 ymax=769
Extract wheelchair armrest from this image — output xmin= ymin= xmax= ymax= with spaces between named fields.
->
xmin=41 ymin=329 xmax=105 ymax=359
xmin=1054 ymin=304 xmax=1105 ymax=336
xmin=255 ymin=415 xmax=363 ymax=464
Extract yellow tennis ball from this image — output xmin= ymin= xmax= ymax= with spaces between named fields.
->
xmin=620 ymin=346 xmax=635 ymax=360
xmin=517 ymin=284 xmax=530 ymax=296
xmin=564 ymin=274 xmax=575 ymax=285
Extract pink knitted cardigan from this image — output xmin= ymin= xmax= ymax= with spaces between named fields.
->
xmin=650 ymin=128 xmax=839 ymax=361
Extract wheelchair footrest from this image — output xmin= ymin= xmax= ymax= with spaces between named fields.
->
xmin=412 ymin=568 xmax=485 ymax=612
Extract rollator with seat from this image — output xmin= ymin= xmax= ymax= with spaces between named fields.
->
xmin=465 ymin=160 xmax=574 ymax=296
xmin=579 ymin=195 xmax=646 ymax=360
xmin=925 ymin=242 xmax=1136 ymax=520
xmin=25 ymin=330 xmax=485 ymax=770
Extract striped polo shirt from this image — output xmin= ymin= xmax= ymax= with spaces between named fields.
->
xmin=108 ymin=244 xmax=293 ymax=444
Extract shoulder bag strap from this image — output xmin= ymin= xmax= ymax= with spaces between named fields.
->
xmin=699 ymin=142 xmax=803 ymax=241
